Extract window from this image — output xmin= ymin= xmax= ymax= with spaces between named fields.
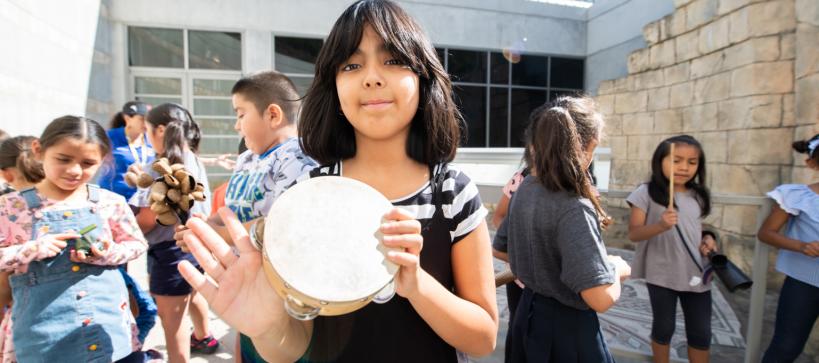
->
xmin=128 ymin=26 xmax=243 ymax=188
xmin=189 ymin=31 xmax=242 ymax=70
xmin=274 ymin=36 xmax=324 ymax=96
xmin=439 ymin=48 xmax=584 ymax=147
xmin=128 ymin=27 xmax=184 ymax=68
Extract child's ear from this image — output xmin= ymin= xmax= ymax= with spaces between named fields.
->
xmin=0 ymin=169 xmax=14 ymax=184
xmin=266 ymin=104 xmax=285 ymax=128
xmin=31 ymin=139 xmax=43 ymax=161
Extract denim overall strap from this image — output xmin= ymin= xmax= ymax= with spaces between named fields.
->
xmin=19 ymin=187 xmax=41 ymax=209
xmin=9 ymin=188 xmax=133 ymax=363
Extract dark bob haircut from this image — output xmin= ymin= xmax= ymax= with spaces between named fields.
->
xmin=299 ymin=0 xmax=462 ymax=166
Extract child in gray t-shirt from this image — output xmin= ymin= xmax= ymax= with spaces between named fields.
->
xmin=496 ymin=96 xmax=629 ymax=362
xmin=626 ymin=135 xmax=717 ymax=362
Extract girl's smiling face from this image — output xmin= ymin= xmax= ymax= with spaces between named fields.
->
xmin=335 ymin=24 xmax=420 ymax=144
xmin=37 ymin=137 xmax=103 ymax=192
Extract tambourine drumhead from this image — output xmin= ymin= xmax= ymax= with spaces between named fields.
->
xmin=263 ymin=176 xmax=398 ymax=304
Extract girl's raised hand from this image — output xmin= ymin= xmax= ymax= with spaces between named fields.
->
xmin=800 ymin=241 xmax=819 ymax=257
xmin=659 ymin=208 xmax=678 ymax=230
xmin=380 ymin=207 xmax=425 ymax=299
xmin=177 ymin=207 xmax=287 ymax=338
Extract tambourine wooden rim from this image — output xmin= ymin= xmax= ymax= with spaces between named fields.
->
xmin=257 ymin=176 xmax=398 ymax=319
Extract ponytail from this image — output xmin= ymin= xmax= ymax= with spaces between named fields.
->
xmin=146 ymin=103 xmax=201 ymax=164
xmin=792 ymin=133 xmax=819 ymax=163
xmin=526 ymin=96 xmax=607 ymax=219
xmin=110 ymin=112 xmax=127 ymax=129
xmin=0 ymin=136 xmax=44 ymax=183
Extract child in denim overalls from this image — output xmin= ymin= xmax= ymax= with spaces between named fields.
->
xmin=0 ymin=116 xmax=147 ymax=362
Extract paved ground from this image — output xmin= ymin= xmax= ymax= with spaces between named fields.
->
xmin=129 ymin=249 xmax=818 ymax=363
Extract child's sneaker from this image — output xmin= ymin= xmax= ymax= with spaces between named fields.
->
xmin=190 ymin=333 xmax=220 ymax=354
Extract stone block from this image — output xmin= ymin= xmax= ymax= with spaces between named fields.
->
xmin=698 ymin=16 xmax=731 ymax=54
xmin=694 ymin=72 xmax=732 ymax=104
xmin=796 ymin=73 xmax=819 ymax=125
xmin=675 ymin=0 xmax=695 ymax=8
xmin=669 ymin=10 xmax=688 ymax=37
xmin=634 ymin=69 xmax=665 ymax=90
xmin=747 ymin=0 xmax=796 ymax=37
xmin=664 ymin=62 xmax=691 ymax=85
xmin=648 ymin=86 xmax=671 ymax=111
xmin=658 ymin=18 xmax=670 ymax=42
xmin=670 ymin=82 xmax=694 ymax=108
xmin=690 ymin=51 xmax=725 ymax=79
xmin=614 ymin=76 xmax=635 ymax=93
xmin=686 ymin=0 xmax=719 ymax=31
xmin=615 ymin=91 xmax=648 ymax=114
xmin=702 ymin=204 xmax=723 ymax=227
xmin=729 ymin=6 xmax=751 ymax=44
xmin=794 ymin=124 xmax=819 ymax=141
xmin=708 ymin=163 xmax=780 ymax=195
xmin=780 ymin=32 xmax=795 ymax=60
xmin=622 ymin=112 xmax=654 ymax=135
xmin=682 ymin=103 xmax=719 ymax=131
xmin=627 ymin=134 xmax=661 ymax=162
xmin=796 ymin=24 xmax=819 ymax=79
xmin=606 ymin=114 xmax=624 ymax=135
xmin=675 ymin=30 xmax=701 ymax=62
xmin=598 ymin=79 xmax=615 ymax=95
xmin=782 ymin=93 xmax=795 ymax=126
xmin=728 ymin=128 xmax=794 ymax=164
xmin=723 ymin=36 xmax=781 ymax=70
xmin=596 ymin=94 xmax=615 ymax=115
xmin=698 ymin=131 xmax=728 ymax=163
xmin=722 ymin=205 xmax=760 ymax=235
xmin=650 ymin=41 xmax=676 ymax=69
xmin=628 ymin=49 xmax=650 ymax=74
xmin=644 ymin=21 xmax=660 ymax=45
xmin=654 ymin=109 xmax=684 ymax=133
xmin=610 ymin=136 xmax=628 ymax=161
xmin=731 ymin=61 xmax=794 ymax=97
xmin=796 ymin=0 xmax=819 ymax=26
xmin=718 ymin=0 xmax=753 ymax=15
xmin=611 ymin=160 xmax=652 ymax=188
xmin=717 ymin=95 xmax=783 ymax=129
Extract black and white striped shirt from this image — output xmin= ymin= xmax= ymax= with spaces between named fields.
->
xmin=306 ymin=162 xmax=487 ymax=243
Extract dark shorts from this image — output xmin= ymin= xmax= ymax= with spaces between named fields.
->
xmin=147 ymin=241 xmax=201 ymax=296
xmin=509 ymin=288 xmax=614 ymax=363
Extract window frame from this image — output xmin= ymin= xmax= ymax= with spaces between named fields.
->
xmin=436 ymin=45 xmax=585 ymax=150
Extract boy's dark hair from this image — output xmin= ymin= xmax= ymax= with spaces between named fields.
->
xmin=792 ymin=133 xmax=819 ymax=163
xmin=299 ymin=0 xmax=462 ymax=165
xmin=648 ymin=135 xmax=711 ymax=217
xmin=0 ymin=135 xmax=44 ymax=183
xmin=146 ymin=103 xmax=201 ymax=165
xmin=231 ymin=71 xmax=301 ymax=124
xmin=525 ymin=95 xmax=606 ymax=218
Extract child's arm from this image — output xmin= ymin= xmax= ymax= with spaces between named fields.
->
xmin=84 ymin=201 xmax=147 ymax=266
xmin=0 ymin=234 xmax=75 ymax=272
xmin=758 ymin=204 xmax=819 ymax=256
xmin=382 ymin=208 xmax=499 ymax=357
xmin=579 ymin=255 xmax=630 ymax=313
xmin=627 ymin=205 xmax=677 ymax=242
xmin=0 ymin=271 xmax=10 ymax=307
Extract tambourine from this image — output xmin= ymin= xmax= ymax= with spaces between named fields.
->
xmin=251 ymin=176 xmax=399 ymax=320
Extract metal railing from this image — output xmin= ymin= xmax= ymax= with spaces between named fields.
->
xmin=600 ymin=190 xmax=773 ymax=363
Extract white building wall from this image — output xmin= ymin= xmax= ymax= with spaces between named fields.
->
xmin=585 ymin=0 xmax=674 ymax=93
xmin=0 ymin=0 xmax=100 ymax=136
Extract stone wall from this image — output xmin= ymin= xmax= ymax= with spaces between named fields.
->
xmin=593 ymin=0 xmax=819 ymax=277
